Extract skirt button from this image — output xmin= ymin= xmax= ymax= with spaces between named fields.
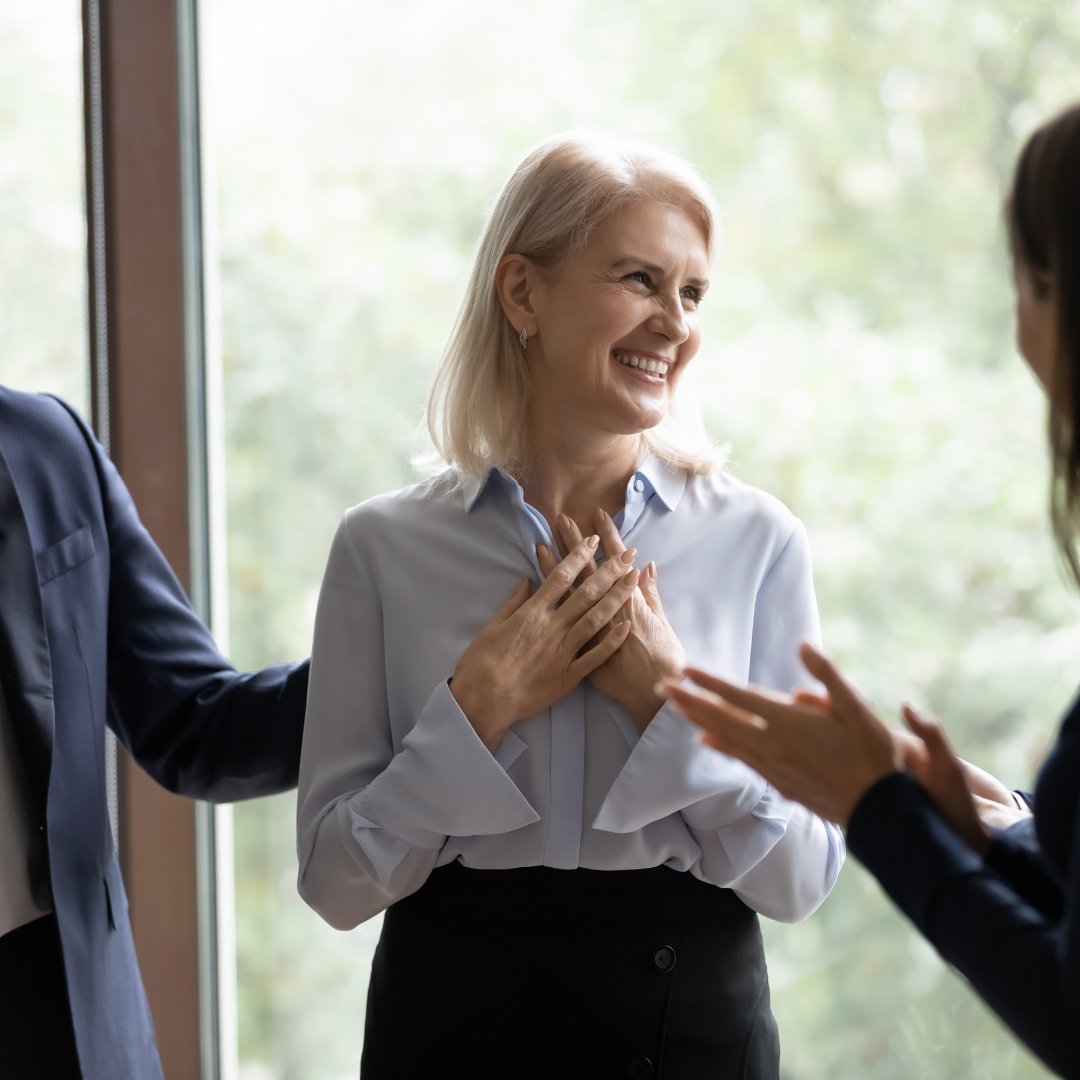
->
xmin=652 ymin=944 xmax=677 ymax=972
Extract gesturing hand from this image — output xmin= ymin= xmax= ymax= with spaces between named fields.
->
xmin=450 ymin=535 xmax=640 ymax=751
xmin=537 ymin=508 xmax=685 ymax=732
xmin=658 ymin=643 xmax=902 ymax=826
xmin=897 ymin=706 xmax=1001 ymax=854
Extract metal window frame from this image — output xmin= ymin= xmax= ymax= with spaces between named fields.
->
xmin=83 ymin=1 xmax=217 ymax=1075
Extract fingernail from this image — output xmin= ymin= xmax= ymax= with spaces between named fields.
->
xmin=595 ymin=507 xmax=607 ymax=524
xmin=620 ymin=547 xmax=637 ymax=564
xmin=586 ymin=534 xmax=600 ymax=549
xmin=558 ymin=514 xmax=571 ymax=531
xmin=647 ymin=560 xmax=656 ymax=579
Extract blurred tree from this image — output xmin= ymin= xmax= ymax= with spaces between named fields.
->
xmin=0 ymin=3 xmax=87 ymax=407
xmin=203 ymin=0 xmax=1080 ymax=1076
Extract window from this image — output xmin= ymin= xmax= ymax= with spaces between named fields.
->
xmin=1 ymin=2 xmax=87 ymax=406
xmin=202 ymin=2 xmax=1080 ymax=1076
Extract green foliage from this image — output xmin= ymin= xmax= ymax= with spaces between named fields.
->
xmin=9 ymin=0 xmax=1080 ymax=1076
xmin=0 ymin=6 xmax=87 ymax=409
xmin=207 ymin=2 xmax=1080 ymax=1077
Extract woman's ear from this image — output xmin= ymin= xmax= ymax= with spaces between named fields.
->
xmin=495 ymin=253 xmax=538 ymax=337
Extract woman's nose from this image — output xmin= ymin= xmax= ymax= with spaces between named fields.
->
xmin=648 ymin=294 xmax=690 ymax=343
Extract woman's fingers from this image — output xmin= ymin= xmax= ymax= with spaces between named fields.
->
xmin=536 ymin=543 xmax=558 ymax=578
xmin=556 ymin=514 xmax=596 ymax=568
xmin=793 ymin=689 xmax=830 ymax=711
xmin=902 ymin=704 xmax=972 ymax=790
xmin=681 ymin=665 xmax=740 ymax=697
xmin=902 ymin=704 xmax=961 ymax=773
xmin=638 ymin=561 xmax=664 ymax=616
xmin=797 ymin=643 xmax=865 ymax=714
xmin=893 ymin=727 xmax=929 ymax=773
xmin=594 ymin=507 xmax=627 ymax=559
xmin=569 ymin=618 xmax=632 ymax=682
xmin=556 ymin=545 xmax=637 ymax=624
xmin=659 ymin=681 xmax=768 ymax=761
xmin=682 ymin=666 xmax=794 ymax=723
xmin=533 ymin=535 xmax=601 ymax=606
xmin=679 ymin=666 xmax=842 ymax=744
xmin=565 ymin=568 xmax=640 ymax=653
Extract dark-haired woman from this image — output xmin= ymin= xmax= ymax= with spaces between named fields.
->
xmin=661 ymin=102 xmax=1080 ymax=1078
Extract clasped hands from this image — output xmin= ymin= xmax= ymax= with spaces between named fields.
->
xmin=656 ymin=643 xmax=1031 ymax=853
xmin=450 ymin=509 xmax=684 ymax=752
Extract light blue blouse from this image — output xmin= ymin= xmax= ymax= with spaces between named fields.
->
xmin=297 ymin=456 xmax=845 ymax=930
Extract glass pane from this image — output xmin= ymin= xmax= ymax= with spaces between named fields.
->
xmin=203 ymin=2 xmax=1080 ymax=1077
xmin=0 ymin=2 xmax=88 ymax=407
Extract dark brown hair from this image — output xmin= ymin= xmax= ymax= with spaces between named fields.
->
xmin=1007 ymin=103 xmax=1080 ymax=587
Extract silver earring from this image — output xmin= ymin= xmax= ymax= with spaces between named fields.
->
xmin=519 ymin=327 xmax=529 ymax=350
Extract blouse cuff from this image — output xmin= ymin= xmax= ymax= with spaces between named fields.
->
xmin=361 ymin=680 xmax=540 ymax=847
xmin=592 ymin=702 xmax=768 ymax=833
xmin=705 ymin=782 xmax=794 ymax=876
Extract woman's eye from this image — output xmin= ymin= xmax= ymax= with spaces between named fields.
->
xmin=625 ymin=271 xmax=652 ymax=287
xmin=680 ymin=287 xmax=703 ymax=308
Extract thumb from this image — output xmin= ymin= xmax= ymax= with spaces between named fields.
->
xmin=640 ymin=561 xmax=665 ymax=616
xmin=902 ymin=703 xmax=955 ymax=764
xmin=903 ymin=702 xmax=939 ymax=741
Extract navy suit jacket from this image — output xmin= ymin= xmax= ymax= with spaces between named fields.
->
xmin=0 ymin=387 xmax=309 ymax=1077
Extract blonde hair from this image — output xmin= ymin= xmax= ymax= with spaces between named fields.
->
xmin=424 ymin=131 xmax=726 ymax=479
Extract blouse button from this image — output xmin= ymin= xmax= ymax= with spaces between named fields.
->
xmin=627 ymin=1057 xmax=654 ymax=1079
xmin=633 ymin=478 xmax=646 ymax=493
xmin=652 ymin=945 xmax=677 ymax=972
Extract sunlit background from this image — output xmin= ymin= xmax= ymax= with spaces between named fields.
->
xmin=5 ymin=1 xmax=1080 ymax=1076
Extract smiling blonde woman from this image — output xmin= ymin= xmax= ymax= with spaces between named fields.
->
xmin=297 ymin=132 xmax=844 ymax=1080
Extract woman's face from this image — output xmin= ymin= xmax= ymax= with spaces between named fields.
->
xmin=527 ymin=199 xmax=709 ymax=440
xmin=1013 ymin=257 xmax=1057 ymax=392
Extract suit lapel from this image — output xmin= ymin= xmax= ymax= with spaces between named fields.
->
xmin=0 ymin=444 xmax=55 ymax=812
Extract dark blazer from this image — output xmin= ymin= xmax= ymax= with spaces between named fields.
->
xmin=0 ymin=387 xmax=309 ymax=1078
xmin=847 ymin=693 xmax=1080 ymax=1078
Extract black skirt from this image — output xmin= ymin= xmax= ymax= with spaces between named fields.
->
xmin=360 ymin=862 xmax=779 ymax=1080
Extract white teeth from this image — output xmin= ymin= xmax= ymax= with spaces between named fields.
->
xmin=615 ymin=353 xmax=669 ymax=377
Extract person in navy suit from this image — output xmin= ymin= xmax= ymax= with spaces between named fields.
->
xmin=660 ymin=101 xmax=1080 ymax=1078
xmin=0 ymin=386 xmax=308 ymax=1078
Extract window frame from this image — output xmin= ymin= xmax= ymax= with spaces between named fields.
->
xmin=83 ymin=0 xmax=216 ymax=1074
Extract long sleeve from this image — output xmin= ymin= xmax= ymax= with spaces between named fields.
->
xmin=848 ymin=771 xmax=1080 ymax=1078
xmin=58 ymin=398 xmax=309 ymax=802
xmin=296 ymin=463 xmax=844 ymax=928
xmin=595 ymin=523 xmax=845 ymax=921
xmin=296 ymin=521 xmax=538 ymax=930
xmin=985 ymin=819 xmax=1064 ymax=921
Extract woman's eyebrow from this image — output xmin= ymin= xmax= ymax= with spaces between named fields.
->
xmin=610 ymin=256 xmax=709 ymax=289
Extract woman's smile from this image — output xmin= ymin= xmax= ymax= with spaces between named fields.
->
xmin=527 ymin=199 xmax=709 ymax=441
xmin=613 ymin=350 xmax=672 ymax=380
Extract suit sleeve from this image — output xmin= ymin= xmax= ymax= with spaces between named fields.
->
xmin=848 ymin=772 xmax=1080 ymax=1078
xmin=984 ymin=818 xmax=1064 ymax=921
xmin=64 ymin=401 xmax=309 ymax=802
